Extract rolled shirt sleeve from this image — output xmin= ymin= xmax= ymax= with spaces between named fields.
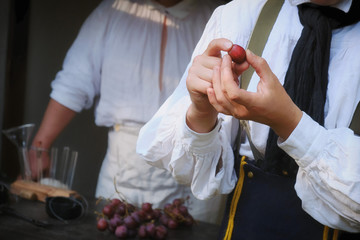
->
xmin=279 ymin=113 xmax=360 ymax=232
xmin=50 ymin=0 xmax=116 ymax=112
xmin=137 ymin=92 xmax=237 ymax=200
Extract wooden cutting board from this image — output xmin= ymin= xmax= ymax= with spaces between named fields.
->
xmin=10 ymin=180 xmax=78 ymax=202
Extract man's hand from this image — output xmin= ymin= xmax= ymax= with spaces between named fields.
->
xmin=186 ymin=38 xmax=249 ymax=133
xmin=28 ymin=147 xmax=50 ymax=181
xmin=208 ymin=50 xmax=302 ymax=140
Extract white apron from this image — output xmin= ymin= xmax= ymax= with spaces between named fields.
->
xmin=95 ymin=124 xmax=226 ymax=224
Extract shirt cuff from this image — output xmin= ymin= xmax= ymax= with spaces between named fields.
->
xmin=278 ymin=112 xmax=327 ymax=168
xmin=180 ymin=114 xmax=222 ymax=153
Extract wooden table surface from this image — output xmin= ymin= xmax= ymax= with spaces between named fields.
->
xmin=0 ymin=196 xmax=221 ymax=240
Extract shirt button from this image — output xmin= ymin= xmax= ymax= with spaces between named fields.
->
xmin=282 ymin=170 xmax=288 ymax=176
xmin=247 ymin=171 xmax=254 ymax=178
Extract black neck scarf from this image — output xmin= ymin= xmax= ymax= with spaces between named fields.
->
xmin=261 ymin=1 xmax=360 ymax=178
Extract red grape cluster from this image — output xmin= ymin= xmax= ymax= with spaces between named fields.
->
xmin=96 ymin=197 xmax=194 ymax=239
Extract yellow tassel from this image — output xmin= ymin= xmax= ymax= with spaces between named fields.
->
xmin=323 ymin=226 xmax=329 ymax=240
xmin=223 ymin=156 xmax=247 ymax=240
xmin=332 ymin=229 xmax=339 ymax=240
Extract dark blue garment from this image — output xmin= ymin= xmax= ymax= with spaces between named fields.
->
xmin=218 ymin=158 xmax=332 ymax=240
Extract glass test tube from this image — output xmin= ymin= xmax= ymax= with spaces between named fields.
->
xmin=59 ymin=146 xmax=70 ymax=185
xmin=35 ymin=148 xmax=44 ymax=183
xmin=65 ymin=151 xmax=78 ymax=190
xmin=49 ymin=147 xmax=58 ymax=179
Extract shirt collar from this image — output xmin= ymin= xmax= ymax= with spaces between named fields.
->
xmin=147 ymin=0 xmax=198 ymax=19
xmin=288 ymin=0 xmax=352 ymax=13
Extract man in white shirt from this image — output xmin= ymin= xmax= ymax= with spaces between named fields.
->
xmin=137 ymin=0 xmax=360 ymax=238
xmin=30 ymin=0 xmax=226 ymax=224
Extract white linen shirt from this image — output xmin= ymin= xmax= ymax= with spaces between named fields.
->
xmin=137 ymin=0 xmax=360 ymax=232
xmin=50 ymin=0 xmax=222 ymax=127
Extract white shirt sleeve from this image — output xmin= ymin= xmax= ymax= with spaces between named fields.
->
xmin=50 ymin=0 xmax=112 ymax=112
xmin=140 ymin=93 xmax=237 ymax=198
xmin=137 ymin=5 xmax=238 ymax=200
xmin=137 ymin=92 xmax=238 ymax=200
xmin=279 ymin=113 xmax=360 ymax=232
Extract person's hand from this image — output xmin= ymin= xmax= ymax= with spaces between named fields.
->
xmin=28 ymin=146 xmax=50 ymax=181
xmin=186 ymin=38 xmax=249 ymax=133
xmin=208 ymin=50 xmax=302 ymax=140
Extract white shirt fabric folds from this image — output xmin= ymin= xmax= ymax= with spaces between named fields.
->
xmin=50 ymin=0 xmax=221 ymax=127
xmin=137 ymin=0 xmax=360 ymax=232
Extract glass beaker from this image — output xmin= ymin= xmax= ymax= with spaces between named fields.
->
xmin=40 ymin=146 xmax=78 ymax=190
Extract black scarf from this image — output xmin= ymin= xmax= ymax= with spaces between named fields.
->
xmin=261 ymin=1 xmax=360 ymax=178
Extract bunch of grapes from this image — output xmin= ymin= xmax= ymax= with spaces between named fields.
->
xmin=96 ymin=197 xmax=194 ymax=239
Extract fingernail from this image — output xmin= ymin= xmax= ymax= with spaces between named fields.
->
xmin=224 ymin=41 xmax=232 ymax=49
xmin=247 ymin=49 xmax=254 ymax=56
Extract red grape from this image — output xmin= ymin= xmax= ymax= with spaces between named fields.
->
xmin=179 ymin=205 xmax=188 ymax=216
xmin=109 ymin=214 xmax=123 ymax=228
xmin=146 ymin=222 xmax=156 ymax=237
xmin=124 ymin=215 xmax=138 ymax=229
xmin=154 ymin=225 xmax=168 ymax=240
xmin=96 ymin=218 xmax=108 ymax=231
xmin=102 ymin=204 xmax=114 ymax=218
xmin=228 ymin=44 xmax=246 ymax=64
xmin=172 ymin=198 xmax=182 ymax=207
xmin=153 ymin=209 xmax=162 ymax=219
xmin=115 ymin=225 xmax=128 ymax=238
xmin=131 ymin=211 xmax=142 ymax=224
xmin=126 ymin=203 xmax=136 ymax=212
xmin=111 ymin=198 xmax=121 ymax=207
xmin=138 ymin=224 xmax=147 ymax=238
xmin=142 ymin=202 xmax=153 ymax=212
xmin=164 ymin=203 xmax=172 ymax=212
xmin=159 ymin=214 xmax=170 ymax=226
xmin=172 ymin=207 xmax=182 ymax=221
xmin=115 ymin=203 xmax=126 ymax=216
xmin=167 ymin=219 xmax=178 ymax=229
xmin=136 ymin=209 xmax=147 ymax=221
xmin=108 ymin=223 xmax=116 ymax=233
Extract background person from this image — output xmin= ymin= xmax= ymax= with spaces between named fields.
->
xmin=30 ymin=0 xmax=226 ymax=224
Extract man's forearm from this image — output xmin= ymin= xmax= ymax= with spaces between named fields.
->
xmin=31 ymin=99 xmax=77 ymax=149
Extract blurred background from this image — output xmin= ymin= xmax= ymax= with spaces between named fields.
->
xmin=0 ymin=0 xmax=106 ymax=199
xmin=0 ymin=0 xmax=231 ymax=199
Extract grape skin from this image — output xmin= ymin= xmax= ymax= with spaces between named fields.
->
xmin=115 ymin=225 xmax=128 ymax=238
xmin=96 ymin=218 xmax=108 ymax=231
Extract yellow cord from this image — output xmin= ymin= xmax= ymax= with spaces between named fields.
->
xmin=323 ymin=226 xmax=340 ymax=240
xmin=223 ymin=156 xmax=247 ymax=240
xmin=323 ymin=226 xmax=329 ymax=240
xmin=222 ymin=158 xmax=339 ymax=240
xmin=332 ymin=229 xmax=339 ymax=240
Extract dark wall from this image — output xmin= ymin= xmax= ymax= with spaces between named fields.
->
xmin=0 ymin=0 xmax=12 ymax=179
xmin=1 ymin=0 xmax=31 ymax=180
